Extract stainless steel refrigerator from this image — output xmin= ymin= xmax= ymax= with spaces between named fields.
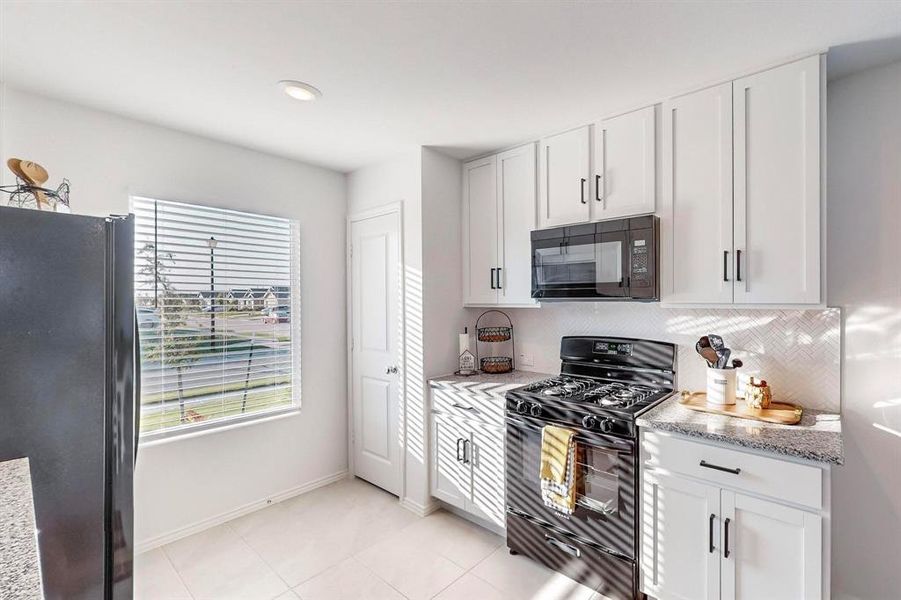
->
xmin=0 ymin=205 xmax=137 ymax=599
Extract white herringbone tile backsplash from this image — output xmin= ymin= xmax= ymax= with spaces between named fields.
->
xmin=468 ymin=304 xmax=841 ymax=412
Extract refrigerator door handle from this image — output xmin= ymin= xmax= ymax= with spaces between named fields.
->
xmin=134 ymin=312 xmax=141 ymax=462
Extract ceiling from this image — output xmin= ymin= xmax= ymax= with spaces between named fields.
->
xmin=2 ymin=1 xmax=901 ymax=173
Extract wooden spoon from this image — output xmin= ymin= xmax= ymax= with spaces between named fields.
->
xmin=696 ymin=336 xmax=720 ymax=367
xmin=18 ymin=161 xmax=50 ymax=210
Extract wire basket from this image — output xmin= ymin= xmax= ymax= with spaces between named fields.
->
xmin=474 ymin=309 xmax=515 ymax=373
xmin=1 ymin=178 xmax=71 ymax=212
xmin=480 ymin=356 xmax=513 ymax=374
xmin=477 ymin=326 xmax=512 ymax=343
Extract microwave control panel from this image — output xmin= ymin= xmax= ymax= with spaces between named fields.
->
xmin=630 ymin=236 xmax=651 ymax=288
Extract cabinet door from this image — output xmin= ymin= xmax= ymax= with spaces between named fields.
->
xmin=733 ymin=55 xmax=821 ymax=304
xmin=462 ymin=155 xmax=499 ymax=305
xmin=593 ymin=106 xmax=656 ymax=221
xmin=538 ymin=126 xmax=591 ymax=228
xmin=468 ymin=422 xmax=505 ymax=528
xmin=641 ymin=470 xmax=720 ymax=600
xmin=430 ymin=414 xmax=471 ymax=510
xmin=661 ymin=84 xmax=734 ymax=303
xmin=721 ymin=491 xmax=822 ymax=600
xmin=497 ymin=143 xmax=538 ymax=306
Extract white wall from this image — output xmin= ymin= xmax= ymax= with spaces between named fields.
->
xmin=347 ymin=151 xmax=429 ymax=507
xmin=420 ymin=147 xmax=467 ymax=505
xmin=827 ymin=60 xmax=901 ymax=600
xmin=347 ymin=149 xmax=464 ymax=510
xmin=469 ymin=304 xmax=842 ymax=411
xmin=421 ymin=147 xmax=466 ymax=382
xmin=0 ymin=87 xmax=349 ymax=549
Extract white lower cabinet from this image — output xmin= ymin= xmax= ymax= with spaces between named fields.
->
xmin=429 ymin=393 xmax=505 ymax=529
xmin=721 ymin=492 xmax=822 ymax=600
xmin=430 ymin=413 xmax=471 ymax=510
xmin=641 ymin=430 xmax=827 ymax=600
xmin=642 ymin=470 xmax=720 ymax=600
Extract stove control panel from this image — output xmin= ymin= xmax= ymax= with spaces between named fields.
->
xmin=515 ymin=400 xmax=543 ymax=418
xmin=581 ymin=415 xmax=614 ymax=433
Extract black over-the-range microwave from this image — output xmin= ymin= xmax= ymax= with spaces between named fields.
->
xmin=530 ymin=215 xmax=659 ymax=301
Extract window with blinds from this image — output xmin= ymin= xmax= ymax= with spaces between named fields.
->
xmin=133 ymin=197 xmax=300 ymax=436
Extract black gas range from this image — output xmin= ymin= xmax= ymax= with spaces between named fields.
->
xmin=504 ymin=336 xmax=676 ymax=600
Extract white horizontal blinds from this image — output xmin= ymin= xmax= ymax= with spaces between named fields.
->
xmin=133 ymin=196 xmax=299 ymax=435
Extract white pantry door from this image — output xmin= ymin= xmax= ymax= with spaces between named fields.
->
xmin=351 ymin=211 xmax=402 ymax=495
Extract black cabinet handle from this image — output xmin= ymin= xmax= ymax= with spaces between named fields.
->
xmin=700 ymin=460 xmax=741 ymax=475
xmin=595 ymin=174 xmax=603 ymax=202
xmin=580 ymin=178 xmax=587 ymax=204
xmin=462 ymin=439 xmax=471 ymax=464
xmin=723 ymin=250 xmax=729 ymax=282
xmin=724 ymin=517 xmax=732 ymax=558
xmin=490 ymin=268 xmax=496 ymax=290
xmin=456 ymin=438 xmax=464 ymax=462
xmin=497 ymin=267 xmax=503 ymax=289
xmin=736 ymin=249 xmax=742 ymax=282
xmin=709 ymin=513 xmax=716 ymax=553
xmin=545 ymin=535 xmax=581 ymax=558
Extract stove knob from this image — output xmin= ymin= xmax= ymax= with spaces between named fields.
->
xmin=582 ymin=415 xmax=598 ymax=429
xmin=529 ymin=403 xmax=543 ymax=417
xmin=515 ymin=400 xmax=529 ymax=415
xmin=599 ymin=418 xmax=614 ymax=433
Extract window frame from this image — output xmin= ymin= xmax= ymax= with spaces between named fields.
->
xmin=131 ymin=196 xmax=302 ymax=440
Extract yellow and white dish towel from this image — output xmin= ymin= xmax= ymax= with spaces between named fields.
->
xmin=539 ymin=425 xmax=577 ymax=514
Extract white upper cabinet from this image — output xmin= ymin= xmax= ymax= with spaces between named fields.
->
xmin=462 ymin=144 xmax=537 ymax=307
xmin=663 ymin=55 xmax=822 ymax=305
xmin=538 ymin=126 xmax=591 ymax=228
xmin=593 ymin=106 xmax=656 ymax=221
xmin=497 ymin=144 xmax=537 ymax=305
xmin=662 ymin=83 xmax=734 ymax=303
xmin=733 ymin=55 xmax=821 ymax=304
xmin=462 ymin=155 xmax=499 ymax=304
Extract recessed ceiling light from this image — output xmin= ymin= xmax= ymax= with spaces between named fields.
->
xmin=278 ymin=80 xmax=322 ymax=102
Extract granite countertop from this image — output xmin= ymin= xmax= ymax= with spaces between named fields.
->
xmin=637 ymin=396 xmax=843 ymax=465
xmin=428 ymin=370 xmax=552 ymax=399
xmin=0 ymin=458 xmax=43 ymax=599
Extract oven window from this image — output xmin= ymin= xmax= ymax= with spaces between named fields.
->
xmin=511 ymin=424 xmax=621 ymax=517
xmin=576 ymin=444 xmax=620 ymax=515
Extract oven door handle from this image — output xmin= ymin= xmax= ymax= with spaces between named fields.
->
xmin=545 ymin=534 xmax=581 ymax=558
xmin=505 ymin=414 xmax=634 ymax=452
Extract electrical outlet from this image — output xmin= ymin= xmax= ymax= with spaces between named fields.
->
xmin=519 ymin=352 xmax=534 ymax=367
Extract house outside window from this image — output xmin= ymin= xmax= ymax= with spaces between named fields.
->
xmin=133 ymin=197 xmax=301 ymax=436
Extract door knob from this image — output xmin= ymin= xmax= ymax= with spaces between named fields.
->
xmin=386 ymin=365 xmax=399 ymax=375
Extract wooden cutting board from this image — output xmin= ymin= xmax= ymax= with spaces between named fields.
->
xmin=678 ymin=391 xmax=803 ymax=425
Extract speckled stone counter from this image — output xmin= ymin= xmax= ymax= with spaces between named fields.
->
xmin=428 ymin=370 xmax=552 ymax=399
xmin=0 ymin=458 xmax=43 ymax=599
xmin=637 ymin=396 xmax=843 ymax=465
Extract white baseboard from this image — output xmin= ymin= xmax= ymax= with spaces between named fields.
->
xmin=400 ymin=496 xmax=439 ymax=517
xmin=135 ymin=470 xmax=349 ymax=554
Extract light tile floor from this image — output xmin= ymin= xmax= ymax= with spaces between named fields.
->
xmin=135 ymin=477 xmax=608 ymax=600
